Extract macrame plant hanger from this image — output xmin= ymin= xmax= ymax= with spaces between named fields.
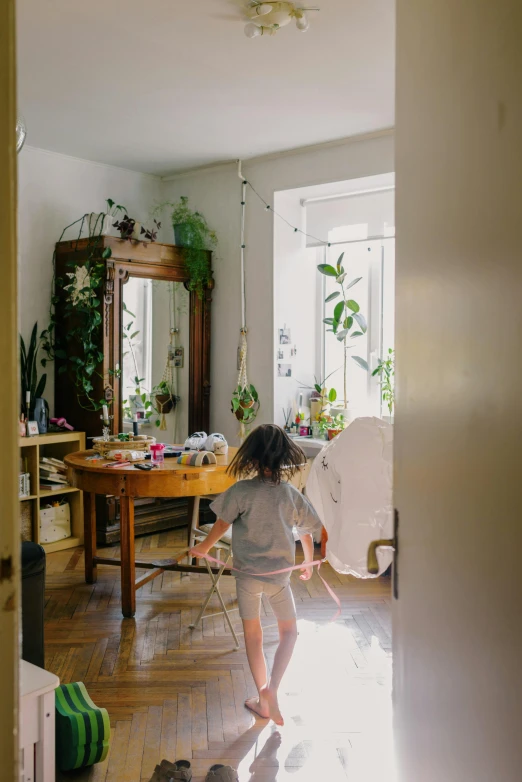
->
xmin=237 ymin=162 xmax=249 ymax=443
xmin=157 ymin=283 xmax=179 ymax=432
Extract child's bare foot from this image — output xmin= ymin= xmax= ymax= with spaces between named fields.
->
xmin=245 ymin=695 xmax=269 ymax=719
xmin=260 ymin=686 xmax=284 ymax=726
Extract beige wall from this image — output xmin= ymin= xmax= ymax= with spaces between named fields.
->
xmin=394 ymin=1 xmax=522 ymax=779
xmin=0 ymin=0 xmax=20 ymax=774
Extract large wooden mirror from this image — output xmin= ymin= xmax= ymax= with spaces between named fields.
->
xmin=55 ymin=237 xmax=212 ymax=542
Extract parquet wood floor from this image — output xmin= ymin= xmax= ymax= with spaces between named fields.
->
xmin=45 ymin=529 xmax=393 ymax=781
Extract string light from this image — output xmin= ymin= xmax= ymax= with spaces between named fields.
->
xmin=243 ymin=179 xmax=331 ymax=246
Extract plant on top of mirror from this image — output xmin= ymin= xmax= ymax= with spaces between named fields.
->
xmin=113 ymin=214 xmax=136 ymax=240
xmin=153 ymin=196 xmax=217 ymax=298
xmin=372 ymin=348 xmax=395 ymax=416
xmin=105 ymin=198 xmax=128 ymax=218
xmin=40 ymin=214 xmax=113 ymax=412
xmin=20 ymin=322 xmax=47 ymax=416
xmin=231 ymin=384 xmax=260 ymax=424
xmin=141 ymin=219 xmax=161 ymax=242
xmin=318 ymin=252 xmax=368 ymax=408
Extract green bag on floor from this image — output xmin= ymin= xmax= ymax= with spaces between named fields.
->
xmin=55 ymin=682 xmax=110 ymax=771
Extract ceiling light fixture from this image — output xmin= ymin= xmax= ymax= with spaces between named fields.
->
xmin=244 ymin=1 xmax=319 ymax=38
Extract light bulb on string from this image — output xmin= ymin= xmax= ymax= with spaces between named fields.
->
xmin=244 ymin=22 xmax=262 ymax=38
xmin=254 ymin=3 xmax=273 ymax=15
xmin=295 ymin=12 xmax=310 ymax=31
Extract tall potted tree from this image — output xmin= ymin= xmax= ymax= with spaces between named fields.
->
xmin=318 ymin=252 xmax=368 ymax=418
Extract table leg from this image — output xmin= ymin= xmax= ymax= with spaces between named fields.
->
xmin=120 ymin=495 xmax=136 ymax=618
xmin=84 ymin=492 xmax=97 ymax=584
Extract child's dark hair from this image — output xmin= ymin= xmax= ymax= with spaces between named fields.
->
xmin=228 ymin=424 xmax=305 ymax=484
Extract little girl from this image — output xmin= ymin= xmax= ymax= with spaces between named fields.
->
xmin=189 ymin=424 xmax=322 ymax=726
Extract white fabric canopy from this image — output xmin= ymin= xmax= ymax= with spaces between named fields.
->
xmin=306 ymin=417 xmax=393 ymax=578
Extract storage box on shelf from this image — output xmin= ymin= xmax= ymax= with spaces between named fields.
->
xmin=19 ymin=431 xmax=85 ymax=553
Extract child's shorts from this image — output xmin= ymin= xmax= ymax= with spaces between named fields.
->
xmin=235 ymin=577 xmax=296 ymax=621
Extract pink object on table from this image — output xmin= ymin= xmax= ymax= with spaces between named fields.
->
xmin=149 ymin=443 xmax=165 ymax=464
xmin=50 ymin=417 xmax=74 ymax=431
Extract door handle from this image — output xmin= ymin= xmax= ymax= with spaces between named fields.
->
xmin=367 ymin=509 xmax=399 ymax=598
xmin=367 ymin=538 xmax=396 ymax=575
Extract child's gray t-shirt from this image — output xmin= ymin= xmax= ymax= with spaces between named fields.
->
xmin=210 ymin=477 xmax=322 ymax=584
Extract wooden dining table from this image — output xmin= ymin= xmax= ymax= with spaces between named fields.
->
xmin=64 ymin=449 xmax=238 ymax=618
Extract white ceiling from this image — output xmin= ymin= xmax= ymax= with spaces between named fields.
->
xmin=16 ymin=0 xmax=395 ymax=176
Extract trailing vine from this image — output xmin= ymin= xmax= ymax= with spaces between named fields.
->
xmin=41 ymin=213 xmax=112 ymax=411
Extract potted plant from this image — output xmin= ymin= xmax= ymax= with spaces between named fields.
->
xmin=327 ymin=413 xmax=346 ymax=440
xmin=231 ymin=384 xmax=260 ymax=424
xmin=154 ymin=197 xmax=217 ymax=298
xmin=318 ymin=252 xmax=368 ymax=416
xmin=152 ymin=380 xmax=178 ymax=415
xmin=20 ymin=322 xmax=47 ymax=419
xmin=372 ymin=348 xmax=395 ymax=418
xmin=88 ymin=198 xmax=128 ymax=237
xmin=113 ymin=214 xmax=140 ymax=241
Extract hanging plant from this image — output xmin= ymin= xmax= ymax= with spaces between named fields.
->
xmin=153 ymin=197 xmax=217 ymax=298
xmin=231 ymin=384 xmax=260 ymax=424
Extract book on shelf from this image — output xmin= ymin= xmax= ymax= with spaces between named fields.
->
xmin=40 ymin=476 xmax=69 ymax=487
xmin=39 ymin=469 xmax=68 ymax=482
xmin=40 ymin=457 xmax=67 ymax=473
xmin=39 ymin=483 xmax=64 ymax=492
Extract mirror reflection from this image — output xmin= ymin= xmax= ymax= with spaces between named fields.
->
xmin=121 ymin=277 xmax=189 ymax=443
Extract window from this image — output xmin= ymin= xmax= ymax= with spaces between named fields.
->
xmin=320 ymin=237 xmax=395 ymax=418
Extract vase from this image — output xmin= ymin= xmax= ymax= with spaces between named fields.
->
xmin=173 ymin=223 xmax=196 ymax=248
xmin=132 ymin=221 xmax=142 ymax=240
xmin=33 ymin=398 xmax=48 ymax=434
xmin=88 ymin=212 xmax=114 ymax=236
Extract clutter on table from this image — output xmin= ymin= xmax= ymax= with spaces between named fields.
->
xmin=177 ymin=450 xmax=217 ymax=466
xmin=184 ymin=432 xmax=228 ymax=454
xmin=92 ymin=433 xmax=155 ymax=456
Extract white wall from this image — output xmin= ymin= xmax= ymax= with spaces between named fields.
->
xmin=273 ymin=192 xmax=321 ymax=429
xmin=161 ymin=131 xmax=394 ymax=443
xmin=17 ymin=146 xmax=161 ymax=411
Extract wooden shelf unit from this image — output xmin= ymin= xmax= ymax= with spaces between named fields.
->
xmin=19 ymin=431 xmax=85 ymax=553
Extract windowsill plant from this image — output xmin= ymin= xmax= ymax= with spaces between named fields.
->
xmin=372 ymin=348 xmax=395 ymax=417
xmin=318 ymin=252 xmax=369 ymax=413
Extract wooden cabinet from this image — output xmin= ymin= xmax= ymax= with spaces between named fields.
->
xmin=19 ymin=431 xmax=85 ymax=553
xmin=53 ymin=237 xmax=213 ymax=544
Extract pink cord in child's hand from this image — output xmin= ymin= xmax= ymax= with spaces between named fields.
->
xmin=299 ymin=564 xmax=314 ymax=581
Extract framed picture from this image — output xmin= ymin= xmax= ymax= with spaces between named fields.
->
xmin=169 ymin=345 xmax=184 ymax=368
xmin=277 ymin=363 xmax=292 ymax=378
xmin=26 ymin=420 xmax=39 ymax=436
xmin=279 ymin=327 xmax=291 ymax=345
